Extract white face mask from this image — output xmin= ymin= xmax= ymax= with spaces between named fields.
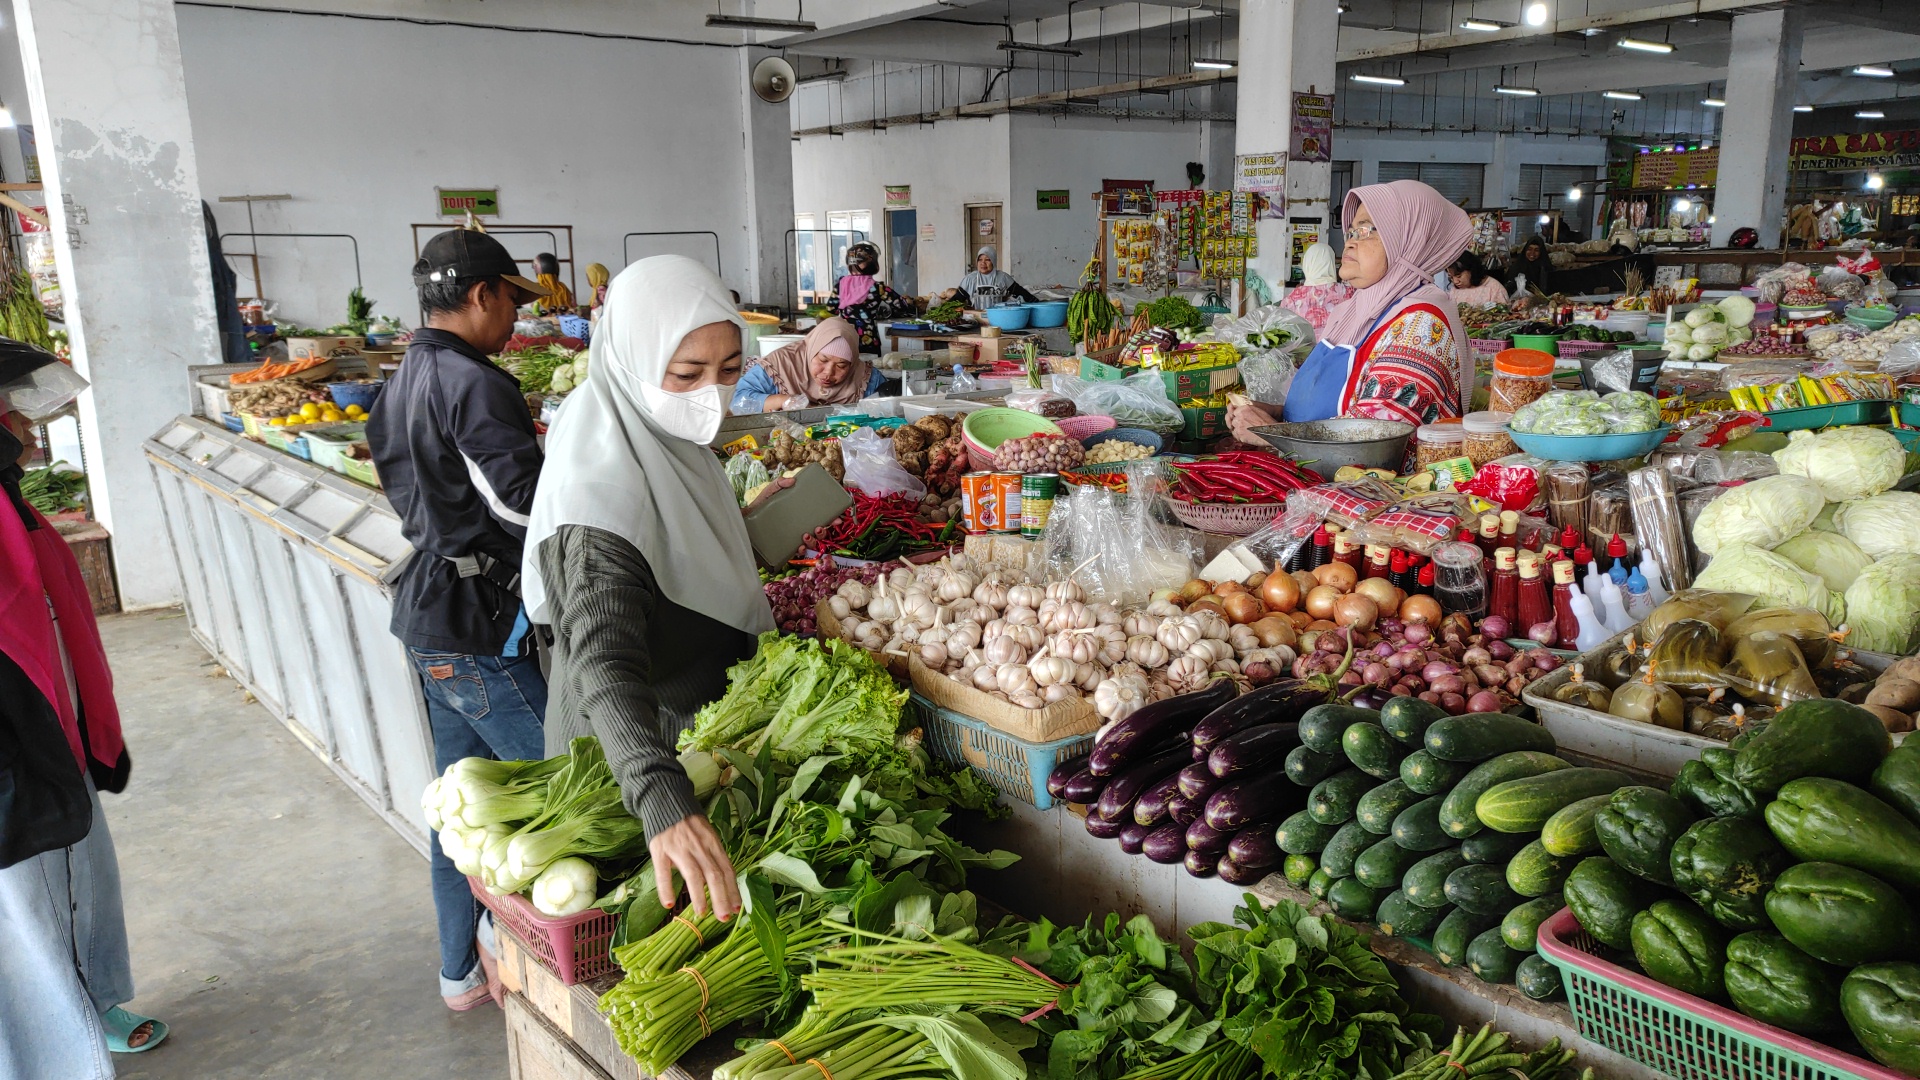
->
xmin=637 ymin=379 xmax=729 ymax=444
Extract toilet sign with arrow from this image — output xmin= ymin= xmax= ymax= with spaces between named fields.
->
xmin=436 ymin=187 xmax=500 ymax=217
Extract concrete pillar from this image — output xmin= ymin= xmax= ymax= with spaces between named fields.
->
xmin=1236 ymin=0 xmax=1338 ymax=293
xmin=1712 ymin=9 xmax=1802 ymax=248
xmin=1284 ymin=0 xmax=1339 ymax=224
xmin=12 ymin=0 xmax=221 ymax=609
xmin=739 ymin=47 xmax=796 ymax=306
xmin=1199 ymin=87 xmax=1237 ymax=193
xmin=1485 ymin=135 xmax=1515 ymax=209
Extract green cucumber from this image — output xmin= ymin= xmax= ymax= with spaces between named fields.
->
xmin=1327 ymin=876 xmax=1391 ymax=919
xmin=1477 ymin=768 xmax=1635 ymax=834
xmin=1502 ymin=894 xmax=1566 ymax=951
xmin=1541 ymin=794 xmax=1613 ymax=856
xmin=1345 ymin=722 xmax=1410 ymax=780
xmin=1434 ymin=908 xmax=1502 ymax=966
xmin=1402 ymin=847 xmax=1470 ymax=909
xmin=1308 ymin=768 xmax=1377 ymax=826
xmin=1439 ymin=752 xmax=1571 ymax=838
xmin=1401 ymin=750 xmax=1471 ymax=795
xmin=1317 ymin=821 xmax=1376 ymax=878
xmin=1283 ymin=853 xmax=1317 ymax=888
xmin=1507 ymin=840 xmax=1580 ymax=897
xmin=1516 ymin=954 xmax=1564 ymax=1000
xmin=1445 ymin=863 xmax=1521 ymax=916
xmin=1356 ymin=780 xmax=1426 ymax=835
xmin=1424 ymin=712 xmax=1557 ymax=762
xmin=1300 ymin=704 xmax=1382 ymax=755
xmin=1355 ymin=836 xmax=1426 ymax=889
xmin=1467 ymin=926 xmax=1527 ymax=983
xmin=1286 ymin=744 xmax=1346 ymax=787
xmin=1377 ymin=891 xmax=1449 ymax=938
xmin=1462 ymin=830 xmax=1535 ymax=865
xmin=1276 ymin=810 xmax=1343 ymax=855
xmin=1307 ymin=868 xmax=1336 ymax=900
xmin=1382 ymin=695 xmax=1449 ymax=747
xmin=1391 ymin=796 xmax=1454 ymax=852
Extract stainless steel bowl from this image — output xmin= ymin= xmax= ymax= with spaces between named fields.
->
xmin=1248 ymin=418 xmax=1415 ymax=472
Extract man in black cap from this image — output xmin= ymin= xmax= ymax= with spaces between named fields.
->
xmin=366 ymin=227 xmax=550 ymax=1011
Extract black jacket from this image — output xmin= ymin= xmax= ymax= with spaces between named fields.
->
xmin=366 ymin=329 xmax=543 ymax=655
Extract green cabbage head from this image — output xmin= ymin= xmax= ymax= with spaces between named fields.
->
xmin=1771 ymin=427 xmax=1907 ymax=502
xmin=1773 ymin=530 xmax=1875 ymax=593
xmin=1842 ymin=554 xmax=1920 ymax=654
xmin=1836 ymin=491 xmax=1920 ymax=560
xmin=1690 ymin=474 xmax=1827 ymax=556
xmin=1694 ymin=542 xmax=1844 ymax=625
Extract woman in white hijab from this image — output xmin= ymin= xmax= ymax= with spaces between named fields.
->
xmin=523 ymin=255 xmax=780 ymax=923
xmin=1278 ymin=241 xmax=1353 ymax=332
xmin=954 ymin=247 xmax=1037 ymax=310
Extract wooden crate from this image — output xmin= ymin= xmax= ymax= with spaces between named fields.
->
xmin=55 ymin=520 xmax=119 ymax=615
xmin=506 ymin=995 xmax=618 ymax=1080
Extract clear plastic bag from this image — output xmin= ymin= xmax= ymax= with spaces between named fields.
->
xmin=1640 ymin=589 xmax=1757 ymax=641
xmin=1816 ymin=267 xmax=1866 ymax=302
xmin=1005 ymin=387 xmax=1077 ymax=418
xmin=1688 ymin=450 xmax=1778 ymax=485
xmin=1051 ymin=371 xmax=1185 ymax=435
xmin=1350 ymin=490 xmax=1481 ymax=555
xmin=838 ymin=426 xmax=926 ymax=498
xmin=1724 ymin=607 xmax=1838 ymax=670
xmin=1208 ymin=304 xmax=1316 ymax=358
xmin=1238 ymin=349 xmax=1299 ymax=405
xmin=724 ymin=451 xmax=770 ymax=507
xmin=1723 ymin=630 xmax=1822 ymax=707
xmin=1458 ymin=453 xmax=1548 ymax=514
xmin=1646 ymin=619 xmax=1728 ymax=691
xmin=1881 ymin=340 xmax=1920 ymax=380
xmin=1041 ymin=466 xmax=1198 ymax=607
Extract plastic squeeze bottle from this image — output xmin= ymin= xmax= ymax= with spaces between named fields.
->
xmin=1569 ymin=591 xmax=1611 ymax=652
xmin=1636 ymin=552 xmax=1670 ymax=607
xmin=1607 ymin=534 xmax=1632 ymax=587
xmin=1599 ymin=579 xmax=1635 ymax=635
xmin=1579 ymin=544 xmax=1607 ymax=603
xmin=1625 ymin=568 xmax=1656 ymax=622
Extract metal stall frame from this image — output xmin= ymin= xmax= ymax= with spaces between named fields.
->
xmin=622 ymin=230 xmax=723 ymax=277
xmin=410 ymin=222 xmax=577 ymax=310
xmin=144 ymin=415 xmax=435 ymax=855
xmin=219 ymin=231 xmax=365 ymax=305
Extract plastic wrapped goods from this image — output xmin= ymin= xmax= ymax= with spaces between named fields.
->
xmin=1722 ymin=631 xmax=1821 ymax=707
xmin=1723 ymin=607 xmax=1838 ymax=670
xmin=1640 ymin=589 xmax=1757 ymax=642
xmin=1645 ymin=619 xmax=1729 ymax=692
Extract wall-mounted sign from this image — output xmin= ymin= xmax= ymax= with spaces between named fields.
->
xmin=1234 ymin=152 xmax=1287 ymax=196
xmin=16 ymin=206 xmax=47 ymax=234
xmin=1289 ymin=219 xmax=1322 ymax=282
xmin=1036 ymin=190 xmax=1070 ymax=210
xmin=436 ymin=187 xmax=500 ymax=217
xmin=920 ymin=222 xmax=936 ymax=241
xmin=1291 ymin=94 xmax=1334 ymax=163
xmin=884 ymin=185 xmax=912 ymax=206
xmin=1629 ymin=149 xmax=1718 ymax=189
xmin=1791 ymin=129 xmax=1920 ymax=173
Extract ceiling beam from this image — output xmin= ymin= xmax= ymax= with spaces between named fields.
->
xmin=1336 ymin=0 xmax=1783 ymax=63
xmin=1797 ymin=0 xmax=1909 ymax=36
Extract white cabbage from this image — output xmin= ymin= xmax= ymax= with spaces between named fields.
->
xmin=1773 ymin=530 xmax=1875 ymax=593
xmin=1694 ymin=542 xmax=1844 ymax=625
xmin=1771 ymin=427 xmax=1907 ymax=502
xmin=1841 ymin=554 xmax=1920 ymax=654
xmin=1836 ymin=491 xmax=1920 ymax=559
xmin=1690 ymin=474 xmax=1827 ymax=555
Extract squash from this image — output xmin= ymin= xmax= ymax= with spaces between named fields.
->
xmin=1670 ymin=816 xmax=1792 ymax=932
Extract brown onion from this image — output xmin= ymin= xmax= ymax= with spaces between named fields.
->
xmin=1332 ymin=594 xmax=1379 ymax=631
xmin=1312 ymin=562 xmax=1359 ymax=592
xmin=1224 ymin=592 xmax=1266 ymax=625
xmin=1189 ymin=599 xmax=1226 ymax=618
xmin=1245 ymin=571 xmax=1270 ymax=590
xmin=1179 ymin=578 xmax=1213 ymax=602
xmin=1261 ymin=571 xmax=1302 ymax=614
xmin=1288 ymin=611 xmax=1314 ymax=630
xmin=1306 ymin=619 xmax=1338 ymax=632
xmin=1304 ymin=585 xmax=1342 ymax=621
xmin=1353 ymin=576 xmax=1397 ymax=611
xmin=1250 ymin=615 xmax=1297 ymax=648
xmin=1216 ymin=580 xmax=1248 ymax=598
xmin=1400 ymin=595 xmax=1442 ymax=626
xmin=1290 ymin=570 xmax=1319 ymax=596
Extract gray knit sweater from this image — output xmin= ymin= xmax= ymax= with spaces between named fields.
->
xmin=536 ymin=524 xmax=755 ymax=838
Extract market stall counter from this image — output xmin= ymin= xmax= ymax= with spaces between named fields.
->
xmin=142 ymin=414 xmax=436 ymax=853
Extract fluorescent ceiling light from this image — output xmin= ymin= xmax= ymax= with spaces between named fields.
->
xmin=1857 ymin=109 xmax=1886 ymax=119
xmin=1192 ymin=58 xmax=1235 ymax=70
xmin=1794 ymin=104 xmax=1814 ymax=112
xmin=1459 ymin=19 xmax=1509 ymax=31
xmin=1853 ymin=65 xmax=1895 ymax=78
xmin=1702 ymin=98 xmax=1726 ymax=107
xmin=1524 ymin=3 xmax=1548 ymax=27
xmin=1492 ymin=85 xmax=1540 ymax=96
xmin=1352 ymin=74 xmax=1406 ymax=86
xmin=1565 ymin=187 xmax=1583 ymax=201
xmin=1868 ymin=173 xmax=1886 ymax=190
xmin=1603 ymin=90 xmax=1643 ymax=101
xmin=705 ymin=13 xmax=817 ymax=31
xmin=1618 ymin=37 xmax=1674 ymax=54
xmin=997 ymin=39 xmax=1081 ymax=56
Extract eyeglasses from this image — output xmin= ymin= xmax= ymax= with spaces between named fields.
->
xmin=1347 ymin=222 xmax=1381 ymax=243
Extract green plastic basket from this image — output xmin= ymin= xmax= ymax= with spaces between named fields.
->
xmin=1761 ymin=399 xmax=1893 ymax=431
xmin=1536 ymin=909 xmax=1905 ymax=1080
xmin=912 ymin=694 xmax=1092 ymax=809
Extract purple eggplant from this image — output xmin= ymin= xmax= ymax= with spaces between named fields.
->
xmin=1217 ymin=855 xmax=1267 ymax=885
xmin=1095 ymin=747 xmax=1190 ymax=822
xmin=1118 ymin=821 xmax=1152 ymax=855
xmin=1192 ymin=744 xmax=1207 ymax=761
xmin=1142 ymin=823 xmax=1187 ymax=864
xmin=1206 ymin=722 xmax=1301 ymax=781
xmin=1085 ymin=812 xmax=1127 ymax=840
xmin=1185 ymin=816 xmax=1233 ymax=854
xmin=1047 ymin=755 xmax=1091 ymax=799
xmin=1226 ymin=822 xmax=1283 ymax=869
xmin=1184 ymin=849 xmax=1219 ymax=877
xmin=1204 ymin=774 xmax=1304 ymax=833
xmin=1350 ymin=687 xmax=1394 ymax=710
xmin=1190 ymin=680 xmax=1325 ymax=753
xmin=1133 ymin=769 xmax=1187 ymax=827
xmin=1167 ymin=790 xmax=1201 ymax=826
xmin=1176 ymin=762 xmax=1218 ymax=801
xmin=1089 ymin=680 xmax=1237 ymax=776
xmin=1058 ymin=767 xmax=1106 ymax=806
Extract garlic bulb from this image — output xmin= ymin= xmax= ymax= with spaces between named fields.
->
xmin=867 ymin=578 xmax=901 ymax=622
xmin=1191 ymin=610 xmax=1230 ymax=641
xmin=1166 ymin=655 xmax=1211 ymax=691
xmin=853 ymin=622 xmax=886 ymax=649
xmin=983 ymin=636 xmax=1027 ymax=666
xmin=1187 ymin=638 xmax=1233 ymax=664
xmin=887 ymin=567 xmax=916 ymax=591
xmin=981 ymin=618 xmax=1008 ymax=642
xmin=1148 ymin=678 xmax=1177 ymax=702
xmin=837 ymin=580 xmax=871 ymax=608
xmin=1123 ymin=612 xmax=1163 ymax=638
xmin=1077 ymin=661 xmax=1104 ymax=691
xmin=1157 ymin=616 xmax=1202 ymax=654
xmin=946 ymin=597 xmax=984 ymax=624
xmin=1065 ymin=601 xmax=1097 ymax=631
xmin=1146 ymin=599 xmax=1183 ymax=619
xmin=1037 ymin=598 xmax=1066 ymax=633
xmin=971 ymin=664 xmax=1001 ymax=692
xmin=898 ymin=590 xmax=939 ymax=628
xmin=1007 ymin=583 xmax=1045 ymax=610
xmin=1092 ymin=674 xmax=1150 ymax=721
xmin=945 ymin=622 xmax=983 ymax=654
xmin=1031 ymin=654 xmax=1077 ymax=687
xmin=1042 ymin=684 xmax=1076 ymax=704
xmin=1053 ymin=630 xmax=1099 ymax=665
xmin=827 ymin=595 xmax=853 ymax=620
xmin=919 ymin=642 xmax=951 ymax=668
xmin=997 ymin=663 xmax=1038 ymax=698
xmin=1004 ymin=605 xmax=1040 ymax=627
xmin=1092 ymin=624 xmax=1127 ymax=666
xmin=916 ymin=564 xmax=946 ymax=587
xmin=894 ymin=622 xmax=923 ymax=645
xmin=1126 ymin=635 xmax=1170 ymax=669
xmin=1211 ymin=657 xmax=1241 ymax=676
xmin=1046 ymin=580 xmax=1087 ymax=603
xmin=972 ymin=580 xmax=1011 ymax=610
xmin=1228 ymin=624 xmax=1259 ymax=654
xmin=1108 ymin=660 xmax=1147 ymax=682
xmin=1011 ymin=692 xmax=1047 ymax=710
xmin=1006 ymin=623 xmax=1047 ymax=651
xmin=937 ymin=571 xmax=978 ymax=603
xmin=1088 ymin=602 xmax=1123 ymax=626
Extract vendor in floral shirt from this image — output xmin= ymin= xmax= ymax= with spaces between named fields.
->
xmin=827 ymin=242 xmax=909 ymax=355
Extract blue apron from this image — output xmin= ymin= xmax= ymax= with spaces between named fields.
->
xmin=1281 ymin=306 xmax=1396 ymax=423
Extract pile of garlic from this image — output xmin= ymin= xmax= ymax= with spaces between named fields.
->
xmin=823 ymin=555 xmax=1296 ymax=720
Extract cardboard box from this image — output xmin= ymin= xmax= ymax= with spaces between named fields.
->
xmin=286 ymin=335 xmax=365 ymax=361
xmin=953 ymin=334 xmax=1035 ymax=366
xmin=1180 ymin=404 xmax=1228 ymax=441
xmin=909 ymin=655 xmax=1099 ymax=744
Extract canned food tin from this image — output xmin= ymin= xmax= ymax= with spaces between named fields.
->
xmin=1021 ymin=473 xmax=1059 ymax=538
xmin=961 ymin=472 xmax=998 ymax=533
xmin=992 ymin=472 xmax=1023 ymax=533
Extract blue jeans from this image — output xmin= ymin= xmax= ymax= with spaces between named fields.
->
xmin=408 ymin=648 xmax=548 ymax=992
xmin=0 ymin=783 xmax=132 ymax=1080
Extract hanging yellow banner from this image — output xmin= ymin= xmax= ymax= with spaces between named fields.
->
xmin=1791 ymin=129 xmax=1920 ymax=172
xmin=1630 ymin=148 xmax=1719 ymax=189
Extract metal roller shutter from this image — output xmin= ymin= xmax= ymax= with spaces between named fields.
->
xmin=1378 ymin=162 xmax=1485 ymax=206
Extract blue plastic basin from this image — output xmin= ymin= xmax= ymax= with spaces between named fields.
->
xmin=1506 ymin=424 xmax=1672 ymax=462
xmin=1027 ymin=301 xmax=1069 ymax=328
xmin=982 ymin=305 xmax=1033 ymax=330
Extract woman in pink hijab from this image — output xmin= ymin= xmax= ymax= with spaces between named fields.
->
xmin=731 ymin=317 xmax=882 ymax=412
xmin=1230 ymin=180 xmax=1474 ymax=442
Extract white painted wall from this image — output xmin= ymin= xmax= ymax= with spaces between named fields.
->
xmin=1007 ymin=114 xmax=1204 ymax=290
xmin=790 ymin=116 xmax=1010 ymax=299
xmin=175 ymin=6 xmax=770 ymax=327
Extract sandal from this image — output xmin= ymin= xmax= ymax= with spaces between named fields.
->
xmin=103 ymin=1006 xmax=168 ymax=1054
xmin=443 ymin=982 xmax=493 ymax=1011
xmin=475 ymin=935 xmax=505 ymax=1007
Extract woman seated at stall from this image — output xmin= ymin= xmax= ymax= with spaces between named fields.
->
xmin=1505 ymin=236 xmax=1551 ymax=296
xmin=1279 ymin=241 xmax=1353 ymax=331
xmin=1226 ymin=179 xmax=1474 ymax=441
xmin=953 ymin=247 xmax=1037 ymax=310
xmin=1446 ymin=251 xmax=1509 ymax=306
xmin=827 ymin=242 xmax=909 ymax=354
xmin=532 ymin=253 xmax=576 ymax=315
xmin=731 ymin=318 xmax=883 ymax=413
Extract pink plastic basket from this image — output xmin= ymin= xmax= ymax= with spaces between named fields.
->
xmin=1167 ymin=499 xmax=1287 ymax=536
xmin=1470 ymin=337 xmax=1509 ymax=355
xmin=468 ymin=876 xmax=619 ymax=985
xmin=1535 ymin=908 xmax=1903 ymax=1080
xmin=1553 ymin=339 xmax=1615 ymax=357
xmin=1057 ymin=414 xmax=1118 ymax=440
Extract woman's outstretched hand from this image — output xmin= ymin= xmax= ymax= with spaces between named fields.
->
xmin=1226 ymin=402 xmax=1280 ymax=447
xmin=650 ymin=814 xmax=741 ymax=921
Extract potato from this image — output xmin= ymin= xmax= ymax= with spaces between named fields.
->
xmin=1867 ymin=677 xmax=1920 ymax=715
xmin=1883 ymin=656 xmax=1920 ymax=685
xmin=1862 ymin=703 xmax=1915 ymax=734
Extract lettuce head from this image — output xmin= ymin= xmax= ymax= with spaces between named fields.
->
xmin=1773 ymin=530 xmax=1875 ymax=593
xmin=1842 ymin=553 xmax=1920 ymax=654
xmin=1771 ymin=427 xmax=1907 ymax=502
xmin=1690 ymin=474 xmax=1827 ymax=556
xmin=1835 ymin=490 xmax=1920 ymax=560
xmin=1693 ymin=542 xmax=1844 ymax=625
